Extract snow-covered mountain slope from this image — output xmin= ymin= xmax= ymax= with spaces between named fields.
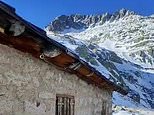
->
xmin=46 ymin=9 xmax=154 ymax=68
xmin=45 ymin=9 xmax=154 ymax=109
xmin=47 ymin=33 xmax=127 ymax=90
xmin=112 ymin=105 xmax=154 ymax=115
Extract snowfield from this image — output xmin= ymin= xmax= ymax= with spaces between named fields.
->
xmin=46 ymin=9 xmax=154 ymax=109
xmin=112 ymin=105 xmax=154 ymax=115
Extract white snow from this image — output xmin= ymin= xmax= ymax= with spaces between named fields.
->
xmin=61 ymin=28 xmax=85 ymax=34
xmin=47 ymin=33 xmax=112 ymax=79
xmin=113 ymin=105 xmax=154 ymax=115
xmin=60 ymin=14 xmax=154 ymax=68
xmin=46 ymin=12 xmax=154 ymax=109
xmin=113 ymin=110 xmax=154 ymax=115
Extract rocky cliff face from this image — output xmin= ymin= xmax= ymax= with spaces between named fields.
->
xmin=46 ymin=9 xmax=135 ymax=32
xmin=45 ymin=9 xmax=154 ymax=109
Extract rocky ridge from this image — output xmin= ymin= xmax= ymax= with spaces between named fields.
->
xmin=45 ymin=9 xmax=154 ymax=109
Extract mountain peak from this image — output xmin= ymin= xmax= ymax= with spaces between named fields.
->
xmin=46 ymin=9 xmax=136 ymax=32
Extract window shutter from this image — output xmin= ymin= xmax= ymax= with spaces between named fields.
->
xmin=56 ymin=94 xmax=75 ymax=115
xmin=102 ymin=100 xmax=108 ymax=115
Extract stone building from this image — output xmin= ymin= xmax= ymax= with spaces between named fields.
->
xmin=0 ymin=1 xmax=127 ymax=115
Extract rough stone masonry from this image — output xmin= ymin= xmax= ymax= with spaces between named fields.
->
xmin=0 ymin=44 xmax=112 ymax=115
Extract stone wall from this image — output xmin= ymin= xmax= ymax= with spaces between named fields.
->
xmin=0 ymin=44 xmax=112 ymax=115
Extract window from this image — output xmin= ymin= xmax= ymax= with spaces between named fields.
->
xmin=101 ymin=100 xmax=109 ymax=115
xmin=56 ymin=94 xmax=75 ymax=115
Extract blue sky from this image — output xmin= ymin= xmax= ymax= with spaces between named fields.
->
xmin=3 ymin=0 xmax=154 ymax=28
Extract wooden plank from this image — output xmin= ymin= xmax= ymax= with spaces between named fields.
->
xmin=75 ymin=64 xmax=114 ymax=90
xmin=45 ymin=52 xmax=76 ymax=68
xmin=0 ymin=32 xmax=42 ymax=58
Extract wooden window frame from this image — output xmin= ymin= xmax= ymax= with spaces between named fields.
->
xmin=102 ymin=100 xmax=109 ymax=115
xmin=56 ymin=94 xmax=75 ymax=115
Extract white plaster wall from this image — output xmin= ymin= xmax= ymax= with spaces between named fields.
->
xmin=0 ymin=44 xmax=112 ymax=115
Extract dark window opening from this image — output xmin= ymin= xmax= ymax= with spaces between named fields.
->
xmin=102 ymin=100 xmax=108 ymax=115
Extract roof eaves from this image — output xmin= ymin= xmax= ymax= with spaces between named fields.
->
xmin=0 ymin=1 xmax=15 ymax=14
xmin=0 ymin=2 xmax=128 ymax=95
